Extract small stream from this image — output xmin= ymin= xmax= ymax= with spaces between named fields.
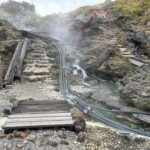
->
xmin=70 ymin=63 xmax=150 ymax=133
xmin=84 ymin=81 xmax=150 ymax=132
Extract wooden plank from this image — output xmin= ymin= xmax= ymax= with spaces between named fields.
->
xmin=9 ymin=113 xmax=72 ymax=118
xmin=16 ymin=104 xmax=69 ymax=109
xmin=18 ymin=100 xmax=68 ymax=105
xmin=4 ymin=40 xmax=23 ymax=85
xmin=3 ymin=120 xmax=74 ymax=129
xmin=12 ymin=110 xmax=70 ymax=114
xmin=16 ymin=38 xmax=29 ymax=78
xmin=0 ymin=57 xmax=3 ymax=89
xmin=12 ymin=109 xmax=70 ymax=114
xmin=6 ymin=116 xmax=72 ymax=123
xmin=12 ymin=106 xmax=69 ymax=111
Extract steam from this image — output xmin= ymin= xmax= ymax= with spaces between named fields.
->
xmin=0 ymin=0 xmax=105 ymax=16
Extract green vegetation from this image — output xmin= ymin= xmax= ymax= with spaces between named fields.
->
xmin=112 ymin=0 xmax=150 ymax=19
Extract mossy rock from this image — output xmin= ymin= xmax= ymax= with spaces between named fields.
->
xmin=0 ymin=27 xmax=21 ymax=41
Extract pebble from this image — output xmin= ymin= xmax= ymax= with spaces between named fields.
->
xmin=7 ymin=134 xmax=14 ymax=140
xmin=47 ymin=140 xmax=58 ymax=147
xmin=16 ymin=142 xmax=25 ymax=148
xmin=77 ymin=132 xmax=86 ymax=143
xmin=58 ymin=132 xmax=67 ymax=139
xmin=27 ymin=135 xmax=36 ymax=142
xmin=60 ymin=139 xmax=69 ymax=145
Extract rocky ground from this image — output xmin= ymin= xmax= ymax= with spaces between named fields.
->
xmin=0 ymin=125 xmax=150 ymax=150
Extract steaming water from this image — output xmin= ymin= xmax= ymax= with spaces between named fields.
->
xmin=72 ymin=64 xmax=88 ymax=79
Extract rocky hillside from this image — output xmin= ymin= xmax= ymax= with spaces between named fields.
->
xmin=0 ymin=0 xmax=150 ymax=112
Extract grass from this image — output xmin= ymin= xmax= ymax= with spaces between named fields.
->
xmin=112 ymin=0 xmax=150 ymax=18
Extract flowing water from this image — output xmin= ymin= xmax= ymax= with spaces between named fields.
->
xmin=84 ymin=81 xmax=150 ymax=133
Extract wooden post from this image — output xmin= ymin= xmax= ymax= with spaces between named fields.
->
xmin=16 ymin=38 xmax=28 ymax=78
xmin=4 ymin=40 xmax=23 ymax=85
xmin=0 ymin=56 xmax=3 ymax=89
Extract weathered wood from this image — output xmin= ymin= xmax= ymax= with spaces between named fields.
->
xmin=3 ymin=100 xmax=74 ymax=130
xmin=4 ymin=41 xmax=23 ymax=85
xmin=9 ymin=113 xmax=72 ymax=118
xmin=0 ymin=57 xmax=3 ymax=89
xmin=13 ymin=104 xmax=70 ymax=110
xmin=3 ymin=120 xmax=74 ymax=129
xmin=6 ymin=116 xmax=72 ymax=123
xmin=18 ymin=100 xmax=68 ymax=105
xmin=12 ymin=107 xmax=70 ymax=113
xmin=12 ymin=111 xmax=71 ymax=114
xmin=16 ymin=38 xmax=29 ymax=78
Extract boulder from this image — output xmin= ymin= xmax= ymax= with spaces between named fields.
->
xmin=120 ymin=65 xmax=150 ymax=111
xmin=97 ymin=56 xmax=132 ymax=81
xmin=74 ymin=118 xmax=86 ymax=133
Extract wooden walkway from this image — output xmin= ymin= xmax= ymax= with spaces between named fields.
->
xmin=3 ymin=100 xmax=74 ymax=131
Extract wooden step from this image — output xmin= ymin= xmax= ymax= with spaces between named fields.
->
xmin=3 ymin=100 xmax=74 ymax=131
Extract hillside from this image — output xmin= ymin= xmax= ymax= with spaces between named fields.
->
xmin=0 ymin=0 xmax=150 ymax=150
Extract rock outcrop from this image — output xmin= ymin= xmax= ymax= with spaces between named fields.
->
xmin=120 ymin=65 xmax=150 ymax=111
xmin=97 ymin=55 xmax=132 ymax=81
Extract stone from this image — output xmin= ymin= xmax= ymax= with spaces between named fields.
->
xmin=16 ymin=143 xmax=25 ymax=148
xmin=77 ymin=132 xmax=86 ymax=142
xmin=0 ymin=132 xmax=5 ymax=139
xmin=60 ymin=140 xmax=69 ymax=145
xmin=7 ymin=134 xmax=14 ymax=140
xmin=74 ymin=118 xmax=86 ymax=133
xmin=146 ymin=21 xmax=150 ymax=28
xmin=120 ymin=65 xmax=150 ymax=111
xmin=5 ymin=143 xmax=12 ymax=149
xmin=97 ymin=56 xmax=132 ymax=81
xmin=58 ymin=132 xmax=67 ymax=139
xmin=47 ymin=140 xmax=58 ymax=147
xmin=27 ymin=134 xmax=36 ymax=142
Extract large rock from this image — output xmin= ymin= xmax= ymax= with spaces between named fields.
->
xmin=127 ymin=30 xmax=150 ymax=57
xmin=0 ymin=26 xmax=21 ymax=41
xmin=120 ymin=65 xmax=150 ymax=111
xmin=97 ymin=56 xmax=132 ymax=81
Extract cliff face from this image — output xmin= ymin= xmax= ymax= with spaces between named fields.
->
xmin=0 ymin=0 xmax=35 ymax=16
xmin=0 ymin=20 xmax=21 ymax=77
xmin=0 ymin=0 xmax=150 ymax=112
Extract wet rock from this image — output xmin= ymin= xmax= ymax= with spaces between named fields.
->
xmin=97 ymin=56 xmax=132 ymax=81
xmin=84 ymin=77 xmax=98 ymax=86
xmin=74 ymin=118 xmax=86 ymax=133
xmin=60 ymin=139 xmax=69 ymax=145
xmin=91 ymin=89 xmax=121 ymax=109
xmin=77 ymin=132 xmax=86 ymax=142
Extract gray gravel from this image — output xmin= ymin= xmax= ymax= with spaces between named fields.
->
xmin=0 ymin=81 xmax=65 ymax=115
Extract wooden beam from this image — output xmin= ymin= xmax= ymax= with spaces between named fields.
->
xmin=3 ymin=120 xmax=74 ymax=129
xmin=4 ymin=40 xmax=23 ymax=85
xmin=6 ymin=116 xmax=73 ymax=123
xmin=16 ymin=38 xmax=29 ymax=78
xmin=0 ymin=57 xmax=3 ymax=89
xmin=8 ymin=113 xmax=72 ymax=118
